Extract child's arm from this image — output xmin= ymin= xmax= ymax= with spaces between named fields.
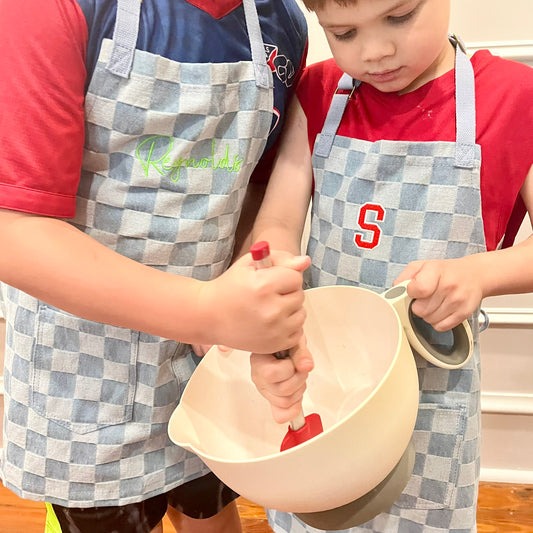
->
xmin=249 ymin=97 xmax=316 ymax=423
xmin=251 ymin=97 xmax=314 ymax=256
xmin=0 ymin=208 xmax=308 ymax=354
xmin=395 ymin=164 xmax=533 ymax=332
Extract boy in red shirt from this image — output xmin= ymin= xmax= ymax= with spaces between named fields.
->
xmin=250 ymin=0 xmax=533 ymax=532
xmin=0 ymin=1 xmax=309 ymax=532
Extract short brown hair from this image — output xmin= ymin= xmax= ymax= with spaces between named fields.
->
xmin=302 ymin=0 xmax=357 ymax=12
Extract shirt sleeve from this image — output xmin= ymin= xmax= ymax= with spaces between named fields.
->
xmin=0 ymin=0 xmax=88 ymax=218
xmin=473 ymin=53 xmax=533 ymax=249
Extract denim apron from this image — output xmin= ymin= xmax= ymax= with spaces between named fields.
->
xmin=1 ymin=0 xmax=273 ymax=507
xmin=268 ymin=39 xmax=485 ymax=533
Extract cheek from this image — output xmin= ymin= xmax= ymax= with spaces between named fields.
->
xmin=404 ymin=27 xmax=448 ymax=67
xmin=327 ymin=41 xmax=361 ymax=78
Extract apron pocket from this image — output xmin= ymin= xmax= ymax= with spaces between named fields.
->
xmin=393 ymin=392 xmax=468 ymax=510
xmin=30 ymin=304 xmax=138 ymax=434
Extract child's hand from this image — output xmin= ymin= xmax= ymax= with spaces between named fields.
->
xmin=191 ymin=344 xmax=229 ymax=357
xmin=250 ymin=336 xmax=314 ymax=424
xmin=395 ymin=256 xmax=483 ymax=331
xmin=200 ymin=252 xmax=311 ymax=354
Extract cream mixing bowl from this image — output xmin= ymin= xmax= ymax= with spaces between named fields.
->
xmin=168 ymin=282 xmax=472 ymax=526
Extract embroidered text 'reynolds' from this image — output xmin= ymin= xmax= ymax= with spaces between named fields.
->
xmin=136 ymin=136 xmax=244 ymax=182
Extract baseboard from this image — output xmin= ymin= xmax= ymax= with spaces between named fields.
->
xmin=481 ymin=467 xmax=533 ymax=484
xmin=482 ymin=307 xmax=533 ymax=327
xmin=481 ymin=392 xmax=533 ymax=416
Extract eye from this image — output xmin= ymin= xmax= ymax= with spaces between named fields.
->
xmin=387 ymin=9 xmax=417 ymax=25
xmin=332 ymin=29 xmax=357 ymax=41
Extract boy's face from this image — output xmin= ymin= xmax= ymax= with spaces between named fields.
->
xmin=316 ymin=0 xmax=454 ymax=93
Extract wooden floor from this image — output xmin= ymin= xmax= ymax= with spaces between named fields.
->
xmin=1 ymin=481 xmax=532 ymax=532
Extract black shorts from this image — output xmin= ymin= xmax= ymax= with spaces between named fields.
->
xmin=49 ymin=472 xmax=240 ymax=533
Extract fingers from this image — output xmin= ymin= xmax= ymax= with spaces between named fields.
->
xmin=397 ymin=259 xmax=481 ymax=331
xmin=191 ymin=344 xmax=211 ymax=357
xmin=247 ymin=248 xmax=311 ymax=273
xmin=253 ymin=264 xmax=306 ymax=296
xmin=247 ymin=267 xmax=307 ymax=351
xmin=393 ymin=260 xmax=424 ymax=285
xmin=276 ymin=254 xmax=311 ymax=273
xmin=289 ymin=336 xmax=314 ymax=373
xmin=250 ymin=352 xmax=297 ymax=386
xmin=250 ymin=348 xmax=312 ymax=424
xmin=405 ymin=268 xmax=456 ymax=330
xmin=270 ymin=401 xmax=307 ymax=425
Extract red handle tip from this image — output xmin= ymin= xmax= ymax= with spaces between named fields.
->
xmin=250 ymin=241 xmax=270 ymax=261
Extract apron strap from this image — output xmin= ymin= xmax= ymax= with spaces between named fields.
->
xmin=106 ymin=0 xmax=142 ymax=78
xmin=242 ymin=0 xmax=272 ymax=89
xmin=106 ymin=0 xmax=271 ymax=89
xmin=314 ymin=74 xmax=360 ymax=158
xmin=452 ymin=34 xmax=477 ymax=169
xmin=314 ymin=35 xmax=477 ymax=168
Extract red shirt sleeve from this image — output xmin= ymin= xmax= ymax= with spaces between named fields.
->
xmin=0 ymin=0 xmax=88 ymax=218
xmin=474 ymin=53 xmax=533 ymax=249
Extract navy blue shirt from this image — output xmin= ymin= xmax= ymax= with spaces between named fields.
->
xmin=78 ymin=0 xmax=308 ymax=155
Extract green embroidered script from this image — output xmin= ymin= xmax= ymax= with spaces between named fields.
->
xmin=136 ymin=136 xmax=244 ymax=182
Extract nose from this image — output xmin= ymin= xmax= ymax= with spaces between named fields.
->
xmin=359 ymin=36 xmax=395 ymax=64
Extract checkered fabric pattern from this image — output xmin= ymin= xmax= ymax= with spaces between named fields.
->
xmin=0 ymin=27 xmax=273 ymax=506
xmin=306 ymin=137 xmax=484 ymax=292
xmin=268 ymin=502 xmax=479 ymax=533
xmin=270 ymin=85 xmax=485 ymax=530
xmin=267 ymin=349 xmax=482 ymax=533
xmin=1 ymin=285 xmax=210 ymax=506
xmin=79 ymin=39 xmax=273 ymax=279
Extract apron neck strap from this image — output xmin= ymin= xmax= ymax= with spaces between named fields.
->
xmin=106 ymin=0 xmax=271 ymax=89
xmin=106 ymin=0 xmax=142 ymax=78
xmin=315 ymin=35 xmax=477 ymax=168
xmin=314 ymin=74 xmax=360 ymax=158
xmin=242 ymin=0 xmax=272 ymax=89
xmin=451 ymin=34 xmax=477 ymax=169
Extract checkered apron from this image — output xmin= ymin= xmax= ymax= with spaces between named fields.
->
xmin=268 ymin=42 xmax=485 ymax=532
xmin=0 ymin=0 xmax=273 ymax=507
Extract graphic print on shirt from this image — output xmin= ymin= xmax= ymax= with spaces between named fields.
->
xmin=270 ymin=107 xmax=281 ymax=134
xmin=354 ymin=202 xmax=385 ymax=250
xmin=265 ymin=44 xmax=296 ymax=87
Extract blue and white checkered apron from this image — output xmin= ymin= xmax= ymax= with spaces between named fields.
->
xmin=268 ymin=40 xmax=485 ymax=533
xmin=0 ymin=0 xmax=273 ymax=507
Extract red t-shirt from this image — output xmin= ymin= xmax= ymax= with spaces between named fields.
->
xmin=0 ymin=0 xmax=87 ymax=218
xmin=0 ymin=0 xmax=306 ymax=218
xmin=296 ymin=52 xmax=533 ymax=251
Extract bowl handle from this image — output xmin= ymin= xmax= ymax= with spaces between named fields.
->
xmin=382 ymin=281 xmax=473 ymax=369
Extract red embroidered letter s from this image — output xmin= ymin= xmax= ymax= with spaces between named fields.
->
xmin=354 ymin=203 xmax=385 ymax=249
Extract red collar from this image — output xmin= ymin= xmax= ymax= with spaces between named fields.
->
xmin=185 ymin=0 xmax=242 ymax=19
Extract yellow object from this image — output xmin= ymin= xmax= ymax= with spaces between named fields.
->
xmin=45 ymin=503 xmax=62 ymax=533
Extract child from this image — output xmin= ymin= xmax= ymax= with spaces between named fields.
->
xmin=0 ymin=1 xmax=310 ymax=532
xmin=250 ymin=0 xmax=533 ymax=531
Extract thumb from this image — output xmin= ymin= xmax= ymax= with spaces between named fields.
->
xmin=284 ymin=255 xmax=311 ymax=273
xmin=394 ymin=260 xmax=424 ymax=286
xmin=290 ymin=338 xmax=314 ymax=373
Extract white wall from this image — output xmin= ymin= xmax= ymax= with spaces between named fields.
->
xmin=297 ymin=0 xmax=533 ymax=483
xmin=297 ymin=0 xmax=533 ymax=65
